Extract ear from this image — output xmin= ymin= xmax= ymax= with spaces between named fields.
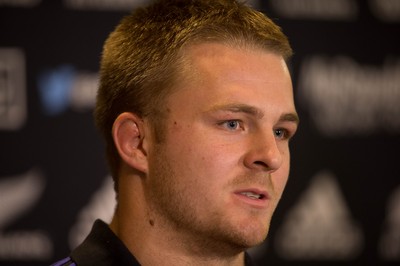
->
xmin=112 ymin=112 xmax=149 ymax=174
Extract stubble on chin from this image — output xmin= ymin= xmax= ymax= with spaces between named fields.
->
xmin=146 ymin=149 xmax=273 ymax=254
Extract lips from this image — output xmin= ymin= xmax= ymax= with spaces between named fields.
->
xmin=233 ymin=189 xmax=270 ymax=209
xmin=240 ymin=191 xmax=265 ymax=200
xmin=235 ymin=188 xmax=269 ymax=201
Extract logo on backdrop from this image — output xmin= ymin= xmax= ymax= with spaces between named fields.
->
xmin=68 ymin=177 xmax=116 ymax=249
xmin=0 ymin=169 xmax=52 ymax=260
xmin=379 ymin=185 xmax=400 ymax=260
xmin=37 ymin=65 xmax=98 ymax=116
xmin=298 ymin=56 xmax=400 ymax=136
xmin=270 ymin=0 xmax=400 ymax=22
xmin=274 ymin=171 xmax=363 ymax=260
xmin=369 ymin=0 xmax=400 ymax=22
xmin=270 ymin=0 xmax=358 ymax=20
xmin=0 ymin=48 xmax=27 ymax=130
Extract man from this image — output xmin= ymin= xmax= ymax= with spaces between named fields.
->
xmin=53 ymin=0 xmax=299 ymax=265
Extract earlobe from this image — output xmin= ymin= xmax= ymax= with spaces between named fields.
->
xmin=112 ymin=112 xmax=149 ymax=173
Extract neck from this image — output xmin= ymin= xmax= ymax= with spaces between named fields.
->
xmin=109 ymin=174 xmax=247 ymax=266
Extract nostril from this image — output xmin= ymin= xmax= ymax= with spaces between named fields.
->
xmin=254 ymin=160 xmax=268 ymax=168
xmin=253 ymin=158 xmax=281 ymax=172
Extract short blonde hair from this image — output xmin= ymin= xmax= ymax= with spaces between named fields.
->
xmin=94 ymin=0 xmax=292 ymax=190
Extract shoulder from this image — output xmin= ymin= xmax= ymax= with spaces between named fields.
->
xmin=51 ymin=257 xmax=76 ymax=266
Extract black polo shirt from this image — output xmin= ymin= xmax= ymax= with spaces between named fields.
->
xmin=52 ymin=219 xmax=255 ymax=266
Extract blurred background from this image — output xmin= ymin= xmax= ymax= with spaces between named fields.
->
xmin=0 ymin=0 xmax=399 ymax=265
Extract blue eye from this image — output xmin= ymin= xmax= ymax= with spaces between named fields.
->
xmin=223 ymin=120 xmax=241 ymax=130
xmin=274 ymin=128 xmax=288 ymax=139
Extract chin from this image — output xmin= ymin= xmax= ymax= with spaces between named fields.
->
xmin=229 ymin=222 xmax=270 ymax=250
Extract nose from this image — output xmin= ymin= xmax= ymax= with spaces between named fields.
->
xmin=244 ymin=131 xmax=283 ymax=172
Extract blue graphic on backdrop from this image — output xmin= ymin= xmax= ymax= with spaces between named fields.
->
xmin=37 ymin=65 xmax=75 ymax=116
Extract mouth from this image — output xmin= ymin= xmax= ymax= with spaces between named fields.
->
xmin=239 ymin=191 xmax=266 ymax=200
xmin=235 ymin=187 xmax=269 ymax=200
xmin=233 ymin=189 xmax=269 ymax=209
xmin=234 ymin=189 xmax=271 ymax=210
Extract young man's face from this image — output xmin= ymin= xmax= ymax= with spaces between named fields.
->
xmin=144 ymin=43 xmax=298 ymax=251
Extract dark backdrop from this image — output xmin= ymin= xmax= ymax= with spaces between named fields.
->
xmin=0 ymin=0 xmax=399 ymax=265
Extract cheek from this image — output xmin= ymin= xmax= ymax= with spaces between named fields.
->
xmin=275 ymin=152 xmax=291 ymax=192
xmin=178 ymin=142 xmax=233 ymax=177
xmin=277 ymin=169 xmax=289 ymax=190
xmin=166 ymin=134 xmax=239 ymax=188
xmin=168 ymin=123 xmax=235 ymax=164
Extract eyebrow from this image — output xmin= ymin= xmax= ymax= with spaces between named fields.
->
xmin=207 ymin=103 xmax=264 ymax=119
xmin=280 ymin=113 xmax=300 ymax=126
xmin=207 ymin=103 xmax=300 ymax=125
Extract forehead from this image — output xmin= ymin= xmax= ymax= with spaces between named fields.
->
xmin=166 ymin=42 xmax=295 ymax=118
xmin=180 ymin=42 xmax=290 ymax=84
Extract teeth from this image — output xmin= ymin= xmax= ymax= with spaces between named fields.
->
xmin=240 ymin=192 xmax=261 ymax=199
